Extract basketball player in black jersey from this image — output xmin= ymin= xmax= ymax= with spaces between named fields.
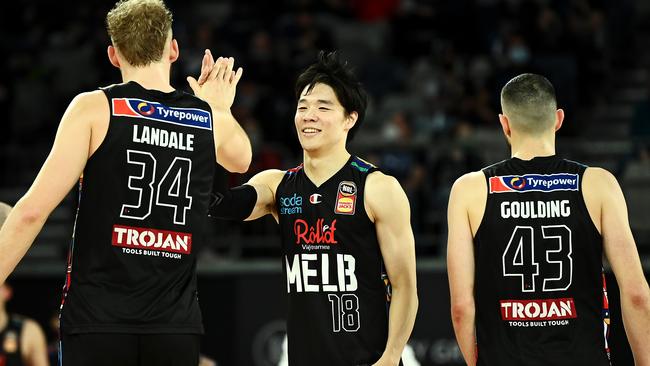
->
xmin=447 ymin=73 xmax=650 ymax=366
xmin=0 ymin=204 xmax=48 ymax=366
xmin=209 ymin=52 xmax=418 ymax=365
xmin=0 ymin=0 xmax=252 ymax=365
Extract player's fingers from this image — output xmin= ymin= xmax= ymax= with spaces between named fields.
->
xmin=223 ymin=57 xmax=235 ymax=81
xmin=187 ymin=76 xmax=200 ymax=94
xmin=208 ymin=57 xmax=224 ymax=81
xmin=232 ymin=67 xmax=243 ymax=86
xmin=198 ymin=52 xmax=212 ymax=85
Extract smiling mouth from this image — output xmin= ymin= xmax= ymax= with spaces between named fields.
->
xmin=301 ymin=128 xmax=321 ymax=135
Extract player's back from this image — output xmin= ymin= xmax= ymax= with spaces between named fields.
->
xmin=60 ymin=81 xmax=216 ymax=335
xmin=475 ymin=155 xmax=610 ymax=366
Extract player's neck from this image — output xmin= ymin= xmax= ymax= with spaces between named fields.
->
xmin=303 ymin=146 xmax=350 ymax=186
xmin=120 ymin=63 xmax=174 ymax=93
xmin=510 ymin=136 xmax=556 ymax=160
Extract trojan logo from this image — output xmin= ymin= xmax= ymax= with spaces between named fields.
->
xmin=489 ymin=173 xmax=579 ymax=193
xmin=335 ymin=181 xmax=357 ymax=215
xmin=112 ymin=98 xmax=212 ymax=130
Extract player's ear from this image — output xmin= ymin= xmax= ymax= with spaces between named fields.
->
xmin=108 ymin=45 xmax=121 ymax=68
xmin=499 ymin=113 xmax=512 ymax=139
xmin=344 ymin=111 xmax=358 ymax=132
xmin=169 ymin=39 xmax=179 ymax=64
xmin=554 ymin=109 xmax=564 ymax=132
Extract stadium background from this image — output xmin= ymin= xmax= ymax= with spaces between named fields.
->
xmin=1 ymin=0 xmax=649 ymax=364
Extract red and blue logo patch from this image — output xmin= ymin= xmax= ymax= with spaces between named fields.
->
xmin=112 ymin=98 xmax=212 ymax=130
xmin=489 ymin=173 xmax=579 ymax=193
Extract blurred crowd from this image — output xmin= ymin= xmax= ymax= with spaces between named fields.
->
xmin=1 ymin=0 xmax=648 ymax=259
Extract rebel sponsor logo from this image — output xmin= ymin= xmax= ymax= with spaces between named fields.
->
xmin=500 ymin=298 xmax=577 ymax=321
xmin=309 ymin=193 xmax=322 ymax=204
xmin=112 ymin=224 xmax=192 ymax=255
xmin=489 ymin=173 xmax=579 ymax=193
xmin=335 ymin=181 xmax=357 ymax=215
xmin=279 ymin=193 xmax=302 ymax=215
xmin=294 ymin=218 xmax=337 ymax=245
xmin=112 ymin=98 xmax=212 ymax=130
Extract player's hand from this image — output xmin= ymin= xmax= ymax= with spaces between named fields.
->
xmin=197 ymin=49 xmax=215 ymax=86
xmin=187 ymin=52 xmax=243 ymax=112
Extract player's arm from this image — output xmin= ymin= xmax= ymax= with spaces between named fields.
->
xmin=187 ymin=53 xmax=252 ymax=173
xmin=21 ymin=319 xmax=49 ymax=366
xmin=584 ymin=168 xmax=650 ymax=365
xmin=0 ymin=92 xmax=101 ymax=284
xmin=365 ymin=172 xmax=418 ymax=366
xmin=447 ymin=172 xmax=484 ymax=366
xmin=209 ymin=169 xmax=284 ymax=222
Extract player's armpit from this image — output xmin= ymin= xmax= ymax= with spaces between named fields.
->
xmin=365 ymin=172 xmax=418 ymax=365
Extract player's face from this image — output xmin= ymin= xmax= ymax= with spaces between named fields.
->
xmin=295 ymin=83 xmax=352 ymax=153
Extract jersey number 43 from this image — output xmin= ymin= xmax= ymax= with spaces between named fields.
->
xmin=502 ymin=225 xmax=573 ymax=292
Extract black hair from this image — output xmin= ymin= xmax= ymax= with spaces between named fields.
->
xmin=500 ymin=73 xmax=557 ymax=133
xmin=295 ymin=51 xmax=368 ymax=143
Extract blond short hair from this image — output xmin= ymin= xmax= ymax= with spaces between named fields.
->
xmin=106 ymin=0 xmax=173 ymax=67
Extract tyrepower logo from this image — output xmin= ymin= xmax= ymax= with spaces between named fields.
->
xmin=500 ymin=298 xmax=577 ymax=320
xmin=489 ymin=174 xmax=579 ymax=193
xmin=293 ymin=218 xmax=337 ymax=244
xmin=112 ymin=98 xmax=212 ymax=130
xmin=112 ymin=225 xmax=192 ymax=254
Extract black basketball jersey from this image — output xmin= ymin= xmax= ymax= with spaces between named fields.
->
xmin=474 ymin=156 xmax=610 ymax=366
xmin=0 ymin=315 xmax=24 ymax=366
xmin=60 ymin=81 xmax=216 ymax=334
xmin=276 ymin=156 xmax=398 ymax=366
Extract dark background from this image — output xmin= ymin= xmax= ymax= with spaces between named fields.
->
xmin=1 ymin=0 xmax=650 ymax=365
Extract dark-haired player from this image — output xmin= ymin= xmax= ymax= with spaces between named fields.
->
xmin=210 ymin=51 xmax=418 ymax=366
xmin=0 ymin=0 xmax=252 ymax=364
xmin=447 ymin=73 xmax=650 ymax=365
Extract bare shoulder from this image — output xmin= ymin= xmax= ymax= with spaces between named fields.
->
xmin=366 ymin=170 xmax=402 ymax=194
xmin=19 ymin=318 xmax=46 ymax=343
xmin=69 ymin=90 xmax=108 ymax=113
xmin=365 ymin=171 xmax=409 ymax=222
xmin=450 ymin=171 xmax=486 ymax=204
xmin=583 ymin=166 xmax=619 ymax=190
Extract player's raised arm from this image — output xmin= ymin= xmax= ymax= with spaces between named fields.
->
xmin=584 ymin=167 xmax=650 ymax=365
xmin=188 ymin=54 xmax=251 ymax=173
xmin=209 ymin=169 xmax=285 ymax=222
xmin=447 ymin=171 xmax=486 ymax=366
xmin=0 ymin=91 xmax=104 ymax=283
xmin=365 ymin=172 xmax=418 ymax=366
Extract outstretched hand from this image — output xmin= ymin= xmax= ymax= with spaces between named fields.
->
xmin=187 ymin=50 xmax=243 ymax=112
